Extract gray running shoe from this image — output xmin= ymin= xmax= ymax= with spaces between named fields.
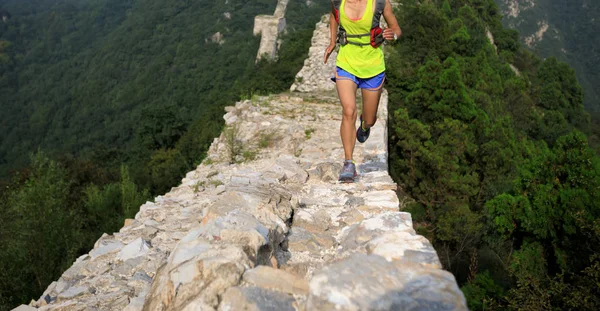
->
xmin=338 ymin=160 xmax=357 ymax=183
xmin=356 ymin=114 xmax=370 ymax=143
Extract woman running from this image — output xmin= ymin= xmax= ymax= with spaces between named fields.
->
xmin=324 ymin=0 xmax=401 ymax=183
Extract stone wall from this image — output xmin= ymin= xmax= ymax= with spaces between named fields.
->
xmin=253 ymin=15 xmax=286 ymax=61
xmin=253 ymin=0 xmax=289 ymax=61
xmin=290 ymin=15 xmax=337 ymax=93
xmin=15 ymin=13 xmax=467 ymax=311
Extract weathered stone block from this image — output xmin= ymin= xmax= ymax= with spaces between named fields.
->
xmin=12 ymin=305 xmax=38 ymax=311
xmin=243 ymin=265 xmax=309 ymax=295
xmin=218 ymin=286 xmax=296 ymax=311
xmin=116 ymin=238 xmax=151 ymax=262
xmin=142 ymin=243 xmax=252 ymax=310
xmin=338 ymin=212 xmax=414 ymax=252
xmin=307 ymin=254 xmax=467 ymax=311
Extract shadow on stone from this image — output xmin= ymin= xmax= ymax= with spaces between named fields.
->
xmin=358 ymin=160 xmax=387 ymax=173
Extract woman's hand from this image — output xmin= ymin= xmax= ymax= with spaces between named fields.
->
xmin=324 ymin=43 xmax=336 ymax=64
xmin=383 ymin=28 xmax=400 ymax=41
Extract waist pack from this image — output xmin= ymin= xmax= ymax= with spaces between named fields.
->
xmin=336 ymin=26 xmax=385 ymax=48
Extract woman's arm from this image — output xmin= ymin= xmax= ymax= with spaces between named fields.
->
xmin=324 ymin=3 xmax=338 ymax=64
xmin=329 ymin=10 xmax=338 ymax=46
xmin=382 ymin=0 xmax=401 ymax=41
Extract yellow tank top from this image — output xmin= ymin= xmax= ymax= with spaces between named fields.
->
xmin=336 ymin=0 xmax=385 ymax=78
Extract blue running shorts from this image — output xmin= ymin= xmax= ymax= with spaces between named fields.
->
xmin=330 ymin=67 xmax=385 ymax=91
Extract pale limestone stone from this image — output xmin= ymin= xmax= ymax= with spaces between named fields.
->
xmin=307 ymin=254 xmax=468 ymax=311
xmin=56 ymin=286 xmax=89 ymax=300
xmin=108 ymin=294 xmax=131 ymax=309
xmin=123 ymin=290 xmax=148 ymax=311
xmin=38 ymin=300 xmax=83 ymax=311
xmin=287 ymin=227 xmax=321 ymax=253
xmin=399 ymin=250 xmax=444 ymax=270
xmin=89 ymin=239 xmax=123 ymax=259
xmin=293 ymin=209 xmax=329 ymax=234
xmin=338 ymin=212 xmax=415 ymax=252
xmin=40 ymin=282 xmax=57 ymax=298
xmin=218 ymin=287 xmax=296 ymax=311
xmin=254 ymin=6 xmax=288 ymax=61
xmin=338 ymin=208 xmax=364 ymax=226
xmin=142 ymin=244 xmax=252 ymax=310
xmin=114 ymin=256 xmax=145 ymax=276
xmin=366 ymin=231 xmax=441 ymax=268
xmin=279 ymin=262 xmax=314 ymax=280
xmin=290 ymin=15 xmax=337 ymax=93
xmin=116 ymin=238 xmax=151 ymax=261
xmin=179 ymin=299 xmax=214 ymax=311
xmin=210 ymin=32 xmax=225 ymax=45
xmin=307 ymin=162 xmax=342 ymax=182
xmin=243 ymin=266 xmax=309 ymax=295
xmin=298 ymin=186 xmax=349 ymax=208
xmin=142 ymin=226 xmax=159 ymax=239
xmin=36 ymin=291 xmax=54 ymax=307
xmin=12 ymin=305 xmax=38 ymax=311
xmin=275 ymin=157 xmax=309 ymax=184
xmin=360 ymin=190 xmax=400 ymax=210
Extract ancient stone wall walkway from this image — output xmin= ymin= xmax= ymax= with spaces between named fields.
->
xmin=253 ymin=0 xmax=289 ymax=61
xmin=20 ymin=15 xmax=467 ymax=311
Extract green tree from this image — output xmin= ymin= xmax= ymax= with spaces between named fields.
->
xmin=535 ymin=57 xmax=590 ymax=133
xmin=82 ymin=182 xmax=123 ymax=236
xmin=118 ymin=165 xmax=150 ymax=219
xmin=146 ymin=149 xmax=188 ymax=195
xmin=485 ymin=131 xmax=600 ymax=308
xmin=136 ymin=104 xmax=188 ymax=150
xmin=390 ymin=57 xmax=487 ymax=271
xmin=0 ymin=152 xmax=80 ymax=308
xmin=0 ymin=40 xmax=11 ymax=65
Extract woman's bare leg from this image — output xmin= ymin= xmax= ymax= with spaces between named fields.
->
xmin=336 ymin=79 xmax=358 ymax=160
xmin=360 ymin=88 xmax=382 ymax=129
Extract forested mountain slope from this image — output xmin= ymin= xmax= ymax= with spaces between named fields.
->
xmin=386 ymin=0 xmax=599 ymax=309
xmin=494 ymin=0 xmax=600 ymax=112
xmin=0 ymin=0 xmax=329 ymax=308
xmin=0 ymin=0 xmax=327 ymax=179
xmin=0 ymin=0 xmax=272 ymax=176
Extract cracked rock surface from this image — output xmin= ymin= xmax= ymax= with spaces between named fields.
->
xmin=21 ymin=15 xmax=467 ymax=311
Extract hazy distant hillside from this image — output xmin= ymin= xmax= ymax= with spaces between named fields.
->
xmin=494 ymin=0 xmax=600 ymax=111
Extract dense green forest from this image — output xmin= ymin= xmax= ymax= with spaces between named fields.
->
xmin=1 ymin=0 xmax=599 ymax=309
xmin=0 ymin=0 xmax=270 ymax=178
xmin=385 ymin=0 xmax=599 ymax=309
xmin=493 ymin=0 xmax=600 ymax=113
xmin=0 ymin=0 xmax=328 ymax=179
xmin=0 ymin=0 xmax=329 ymax=308
xmin=492 ymin=0 xmax=600 ymax=155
